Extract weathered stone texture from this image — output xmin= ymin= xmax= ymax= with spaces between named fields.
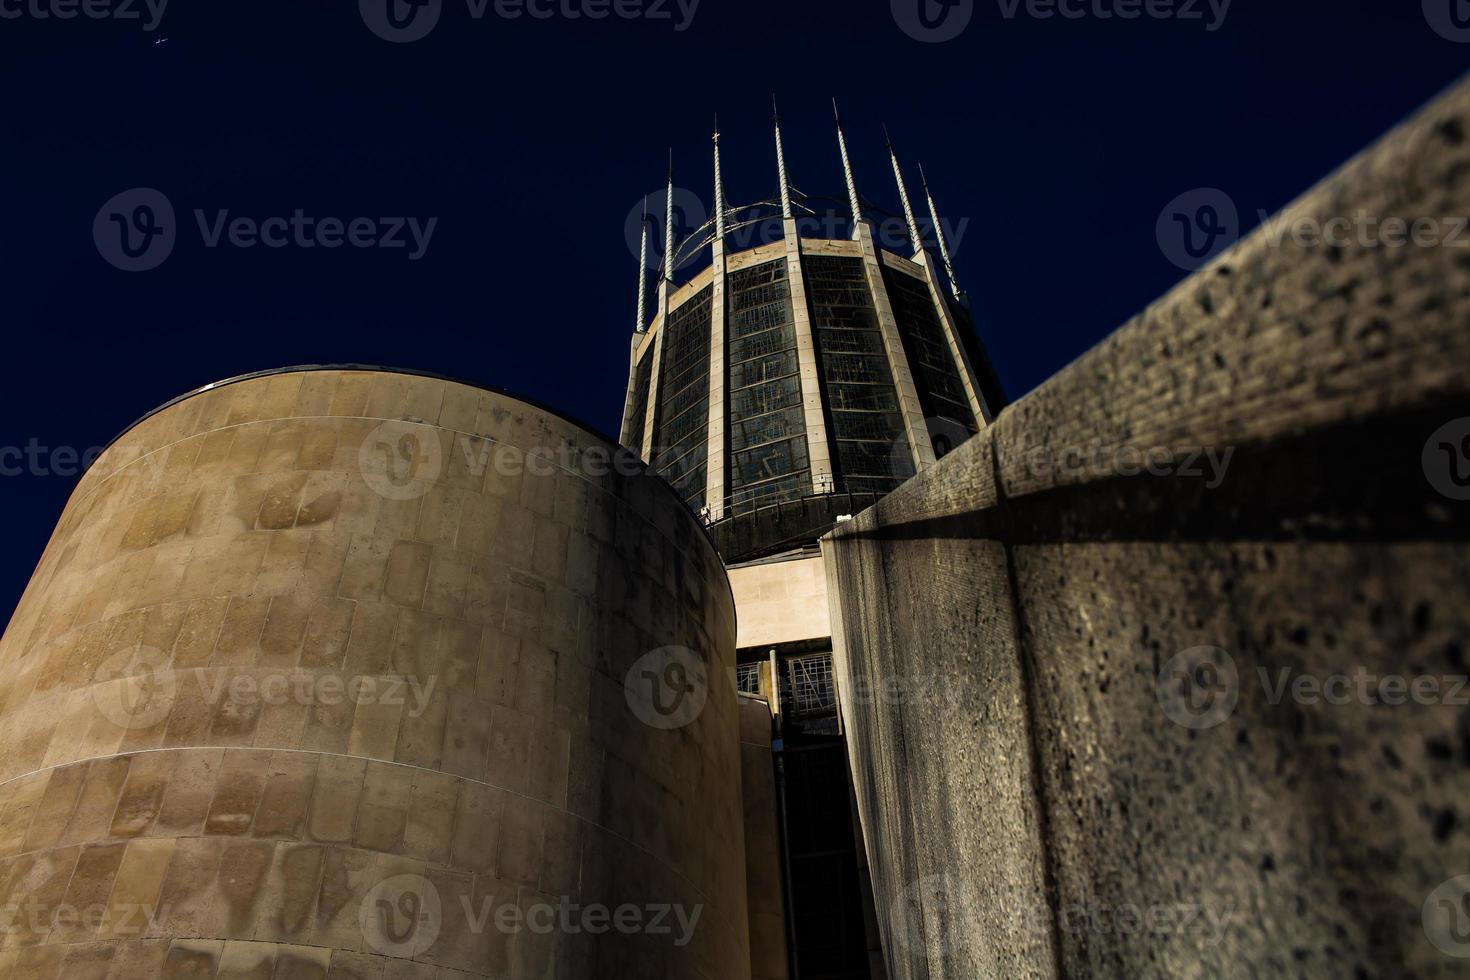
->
xmin=738 ymin=695 xmax=788 ymax=980
xmin=0 ymin=370 xmax=745 ymax=978
xmin=824 ymin=79 xmax=1470 ymax=978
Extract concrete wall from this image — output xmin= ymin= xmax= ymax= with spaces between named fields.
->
xmin=0 ymin=369 xmax=747 ymax=979
xmin=728 ymin=556 xmax=829 ymax=651
xmin=823 ymin=79 xmax=1470 ymax=979
xmin=739 ymin=695 xmax=789 ymax=980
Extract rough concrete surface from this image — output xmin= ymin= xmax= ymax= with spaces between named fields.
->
xmin=824 ymin=77 xmax=1470 ymax=979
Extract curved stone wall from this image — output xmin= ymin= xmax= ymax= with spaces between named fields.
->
xmin=0 ymin=369 xmax=745 ymax=978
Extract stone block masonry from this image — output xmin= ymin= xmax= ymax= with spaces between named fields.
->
xmin=0 ymin=369 xmax=748 ymax=979
xmin=823 ymin=78 xmax=1470 ymax=978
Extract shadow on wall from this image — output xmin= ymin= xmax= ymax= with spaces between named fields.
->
xmin=822 ymin=76 xmax=1470 ymax=980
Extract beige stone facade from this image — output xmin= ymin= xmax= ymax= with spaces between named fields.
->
xmin=726 ymin=557 xmax=829 ymax=652
xmin=0 ymin=369 xmax=747 ymax=979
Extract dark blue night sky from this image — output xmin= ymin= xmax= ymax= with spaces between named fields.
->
xmin=0 ymin=0 xmax=1464 ymax=622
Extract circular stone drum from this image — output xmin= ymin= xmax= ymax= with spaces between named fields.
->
xmin=0 ymin=368 xmax=746 ymax=979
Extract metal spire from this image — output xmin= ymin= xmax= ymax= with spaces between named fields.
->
xmin=920 ymin=163 xmax=962 ymax=299
xmin=885 ymin=125 xmax=924 ymax=254
xmin=664 ymin=150 xmax=677 ymax=283
xmin=635 ymin=198 xmax=649 ymax=332
xmin=773 ymin=95 xmax=792 ymax=220
xmin=713 ymin=115 xmax=726 ymax=242
xmin=833 ymin=99 xmax=863 ymax=228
